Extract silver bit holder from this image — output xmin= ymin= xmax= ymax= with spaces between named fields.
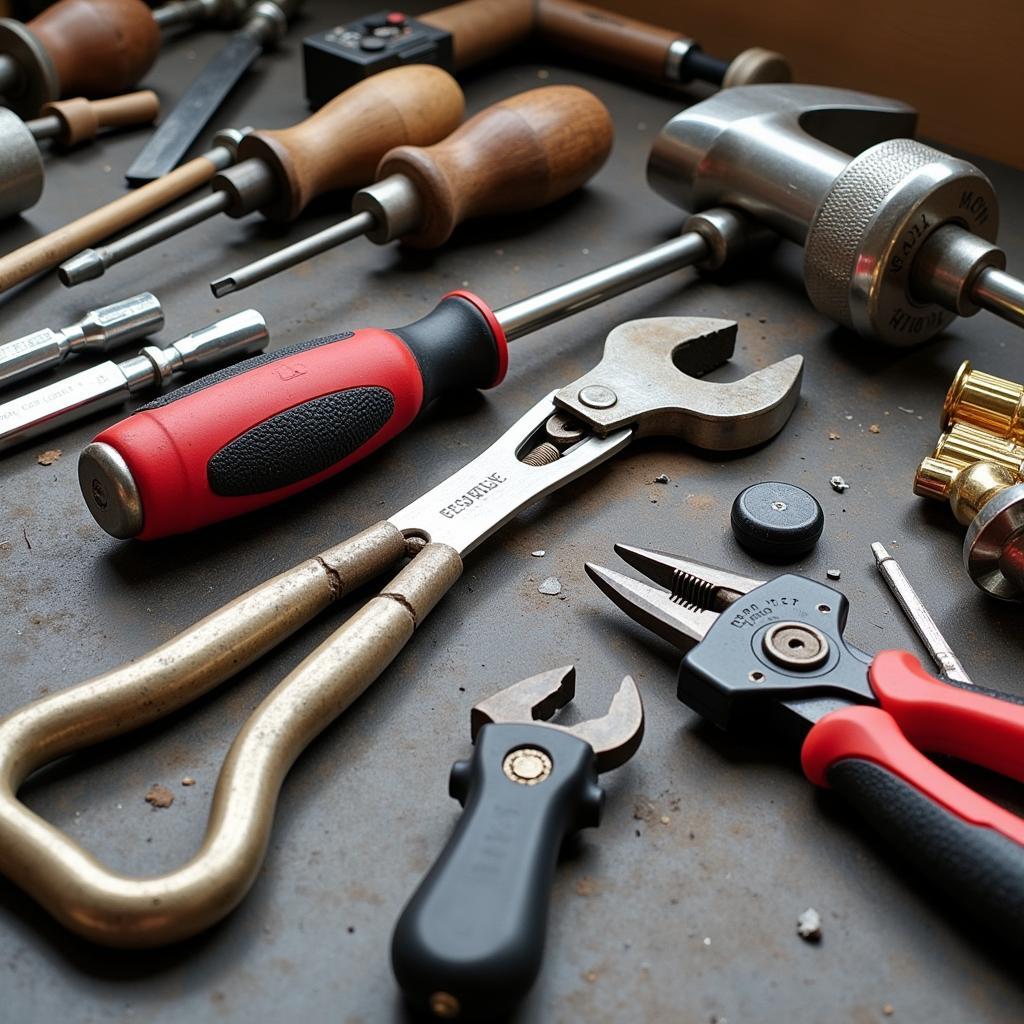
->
xmin=0 ymin=292 xmax=164 ymax=390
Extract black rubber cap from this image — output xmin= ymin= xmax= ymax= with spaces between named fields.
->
xmin=730 ymin=482 xmax=824 ymax=562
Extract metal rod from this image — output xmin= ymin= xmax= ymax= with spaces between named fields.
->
xmin=59 ymin=191 xmax=231 ymax=285
xmin=210 ymin=210 xmax=377 ymax=296
xmin=25 ymin=112 xmax=61 ymax=141
xmin=871 ymin=542 xmax=972 ymax=685
xmin=494 ymin=231 xmax=710 ymax=341
xmin=972 ymin=267 xmax=1024 ymax=329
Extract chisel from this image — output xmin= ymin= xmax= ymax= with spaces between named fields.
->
xmin=124 ymin=0 xmax=303 ymax=185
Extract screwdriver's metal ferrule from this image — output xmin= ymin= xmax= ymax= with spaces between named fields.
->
xmin=871 ymin=542 xmax=973 ymax=685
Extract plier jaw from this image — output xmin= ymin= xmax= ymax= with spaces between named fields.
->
xmin=586 ymin=544 xmax=876 ymax=736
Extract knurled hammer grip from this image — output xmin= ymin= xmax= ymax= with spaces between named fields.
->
xmin=648 ymin=84 xmax=1011 ymax=345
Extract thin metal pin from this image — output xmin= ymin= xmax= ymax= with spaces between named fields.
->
xmin=871 ymin=542 xmax=972 ymax=685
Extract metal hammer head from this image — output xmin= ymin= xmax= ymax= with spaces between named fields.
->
xmin=647 ymin=84 xmax=1001 ymax=346
xmin=554 ymin=316 xmax=804 ymax=451
xmin=472 ymin=666 xmax=644 ymax=772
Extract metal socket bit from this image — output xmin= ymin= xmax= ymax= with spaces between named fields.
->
xmin=0 ymin=293 xmax=163 ymax=390
xmin=0 ymin=309 xmax=267 ymax=452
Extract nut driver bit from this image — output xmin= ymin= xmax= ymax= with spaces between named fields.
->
xmin=391 ymin=666 xmax=643 ymax=1020
xmin=79 ymin=206 xmax=773 ymax=538
xmin=59 ymin=64 xmax=465 ymax=286
xmin=0 ymin=292 xmax=163 ymax=390
xmin=0 ymin=310 xmax=268 ymax=453
xmin=0 ymin=91 xmax=159 ymax=220
xmin=0 ymin=316 xmax=799 ymax=947
xmin=125 ymin=0 xmax=304 ymax=186
xmin=210 ymin=84 xmax=614 ymax=295
xmin=0 ymin=0 xmax=160 ymax=117
xmin=650 ymin=83 xmax=1024 ymax=341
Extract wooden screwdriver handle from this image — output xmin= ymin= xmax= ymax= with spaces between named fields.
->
xmin=30 ymin=0 xmax=161 ymax=98
xmin=0 ymin=155 xmax=218 ymax=294
xmin=421 ymin=0 xmax=534 ymax=71
xmin=237 ymin=65 xmax=466 ymax=223
xmin=42 ymin=90 xmax=160 ymax=146
xmin=536 ymin=0 xmax=682 ymax=80
xmin=376 ymin=84 xmax=613 ymax=249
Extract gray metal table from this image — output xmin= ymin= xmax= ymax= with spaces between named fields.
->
xmin=1 ymin=4 xmax=1023 ymax=1021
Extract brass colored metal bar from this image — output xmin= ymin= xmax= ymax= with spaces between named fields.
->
xmin=0 ymin=522 xmax=466 ymax=948
xmin=943 ymin=359 xmax=1024 ymax=441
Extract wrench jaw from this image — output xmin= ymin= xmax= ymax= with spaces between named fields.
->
xmin=470 ymin=668 xmax=644 ymax=774
xmin=471 ymin=665 xmax=576 ymax=739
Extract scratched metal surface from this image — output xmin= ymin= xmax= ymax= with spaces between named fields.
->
xmin=0 ymin=4 xmax=1023 ymax=1022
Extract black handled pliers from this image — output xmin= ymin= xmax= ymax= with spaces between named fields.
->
xmin=585 ymin=543 xmax=1024 ymax=943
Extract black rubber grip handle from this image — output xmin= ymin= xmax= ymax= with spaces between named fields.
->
xmin=828 ymin=758 xmax=1024 ymax=944
xmin=391 ymin=722 xmax=604 ymax=1020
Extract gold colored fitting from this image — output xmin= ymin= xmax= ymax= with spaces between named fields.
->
xmin=943 ymin=359 xmax=1024 ymax=441
xmin=914 ymin=422 xmax=1024 ymax=522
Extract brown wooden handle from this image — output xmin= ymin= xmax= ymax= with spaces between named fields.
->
xmin=237 ymin=64 xmax=465 ymax=223
xmin=0 ymin=155 xmax=217 ymax=294
xmin=536 ymin=0 xmax=682 ymax=80
xmin=30 ymin=0 xmax=160 ymax=98
xmin=377 ymin=84 xmax=613 ymax=249
xmin=421 ymin=0 xmax=534 ymax=70
xmin=41 ymin=89 xmax=159 ymax=146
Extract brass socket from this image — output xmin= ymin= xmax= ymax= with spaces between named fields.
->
xmin=943 ymin=359 xmax=1024 ymax=441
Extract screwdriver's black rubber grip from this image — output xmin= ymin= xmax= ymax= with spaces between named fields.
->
xmin=828 ymin=758 xmax=1024 ymax=945
xmin=391 ymin=722 xmax=604 ymax=1020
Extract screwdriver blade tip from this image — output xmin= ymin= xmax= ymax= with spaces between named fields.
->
xmin=870 ymin=541 xmax=891 ymax=564
xmin=58 ymin=250 xmax=105 ymax=287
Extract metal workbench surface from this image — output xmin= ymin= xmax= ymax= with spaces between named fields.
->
xmin=1 ymin=4 xmax=1023 ymax=1022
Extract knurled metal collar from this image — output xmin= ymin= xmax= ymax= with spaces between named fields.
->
xmin=803 ymin=138 xmax=999 ymax=346
xmin=0 ymin=18 xmax=59 ymax=118
xmin=78 ymin=442 xmax=144 ymax=540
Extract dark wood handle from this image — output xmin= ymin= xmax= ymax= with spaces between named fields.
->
xmin=536 ymin=0 xmax=682 ymax=80
xmin=30 ymin=0 xmax=161 ymax=97
xmin=42 ymin=89 xmax=159 ymax=145
xmin=377 ymin=84 xmax=613 ymax=249
xmin=421 ymin=0 xmax=534 ymax=70
xmin=238 ymin=65 xmax=465 ymax=223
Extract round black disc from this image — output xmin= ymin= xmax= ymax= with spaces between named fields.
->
xmin=730 ymin=482 xmax=824 ymax=562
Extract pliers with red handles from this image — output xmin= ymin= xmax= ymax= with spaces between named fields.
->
xmin=585 ymin=544 xmax=1024 ymax=942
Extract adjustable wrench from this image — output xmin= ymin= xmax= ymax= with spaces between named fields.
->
xmin=0 ymin=316 xmax=800 ymax=947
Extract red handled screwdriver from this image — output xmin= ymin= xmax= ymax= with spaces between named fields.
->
xmin=79 ymin=208 xmax=769 ymax=540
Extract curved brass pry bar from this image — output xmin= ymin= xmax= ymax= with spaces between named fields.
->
xmin=0 ymin=522 xmax=462 ymax=947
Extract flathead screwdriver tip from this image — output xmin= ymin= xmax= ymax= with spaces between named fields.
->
xmin=59 ymin=250 xmax=106 ymax=287
xmin=210 ymin=276 xmax=237 ymax=298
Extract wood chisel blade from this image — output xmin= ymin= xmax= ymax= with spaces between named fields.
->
xmin=124 ymin=32 xmax=262 ymax=186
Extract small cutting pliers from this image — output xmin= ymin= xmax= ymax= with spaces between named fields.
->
xmin=586 ymin=545 xmax=1024 ymax=942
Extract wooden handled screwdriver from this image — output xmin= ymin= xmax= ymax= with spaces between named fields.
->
xmin=210 ymin=85 xmax=613 ymax=295
xmin=59 ymin=65 xmax=466 ymax=286
xmin=0 ymin=0 xmax=160 ymax=117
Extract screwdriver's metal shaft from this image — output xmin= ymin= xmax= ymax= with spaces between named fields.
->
xmin=871 ymin=542 xmax=972 ymax=685
xmin=60 ymin=191 xmax=231 ymax=285
xmin=211 ymin=210 xmax=377 ymax=296
xmin=494 ymin=231 xmax=711 ymax=341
